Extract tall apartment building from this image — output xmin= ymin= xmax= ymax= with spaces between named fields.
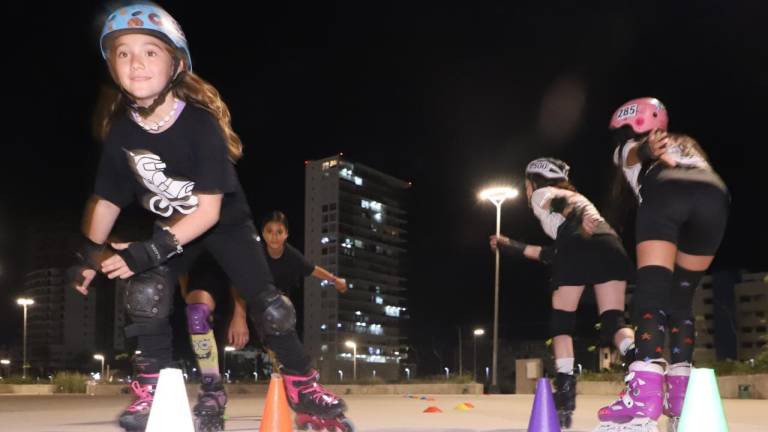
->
xmin=694 ymin=271 xmax=768 ymax=362
xmin=21 ymin=226 xmax=114 ymax=372
xmin=304 ymin=156 xmax=410 ymax=381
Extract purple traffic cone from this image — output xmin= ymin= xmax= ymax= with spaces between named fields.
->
xmin=527 ymin=377 xmax=562 ymax=432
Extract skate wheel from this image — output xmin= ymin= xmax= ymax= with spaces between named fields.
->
xmin=339 ymin=418 xmax=355 ymax=432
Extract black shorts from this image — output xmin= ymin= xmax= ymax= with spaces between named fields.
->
xmin=636 ymin=179 xmax=729 ymax=255
xmin=185 ymin=252 xmax=231 ymax=308
xmin=551 ymin=232 xmax=633 ymax=288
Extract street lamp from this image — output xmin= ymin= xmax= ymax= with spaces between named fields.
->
xmin=16 ymin=298 xmax=34 ymax=379
xmin=404 ymin=367 xmax=410 ymax=381
xmin=345 ymin=341 xmax=357 ymax=381
xmin=473 ymin=328 xmax=485 ymax=381
xmin=478 ymin=186 xmax=518 ymax=391
xmin=93 ymin=354 xmax=105 ymax=381
xmin=444 ymin=367 xmax=450 ymax=380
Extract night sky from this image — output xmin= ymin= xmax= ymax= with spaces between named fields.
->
xmin=1 ymin=1 xmax=765 ymax=373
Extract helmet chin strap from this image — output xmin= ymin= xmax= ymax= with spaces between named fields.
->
xmin=121 ymin=56 xmax=186 ymax=117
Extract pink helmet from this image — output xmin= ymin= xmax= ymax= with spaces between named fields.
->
xmin=609 ymin=97 xmax=668 ymax=133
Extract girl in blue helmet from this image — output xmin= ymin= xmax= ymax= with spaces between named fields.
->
xmin=489 ymin=157 xmax=635 ymax=429
xmin=69 ymin=3 xmax=351 ymax=431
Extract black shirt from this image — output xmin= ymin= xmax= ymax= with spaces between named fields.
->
xmin=264 ymin=243 xmax=315 ymax=295
xmin=94 ymin=104 xmax=252 ymax=230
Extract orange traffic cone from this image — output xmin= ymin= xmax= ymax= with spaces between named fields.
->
xmin=259 ymin=373 xmax=293 ymax=432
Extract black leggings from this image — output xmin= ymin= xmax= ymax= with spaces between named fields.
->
xmin=134 ymin=222 xmax=310 ymax=373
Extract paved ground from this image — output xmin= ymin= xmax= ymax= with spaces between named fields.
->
xmin=0 ymin=393 xmax=765 ymax=431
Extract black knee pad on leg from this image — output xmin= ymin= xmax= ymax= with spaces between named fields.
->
xmin=251 ymin=286 xmax=297 ymax=336
xmin=122 ymin=266 xmax=174 ymax=338
xmin=599 ymin=309 xmax=628 ymax=346
xmin=631 ymin=265 xmax=673 ymax=323
xmin=550 ymin=309 xmax=576 ymax=338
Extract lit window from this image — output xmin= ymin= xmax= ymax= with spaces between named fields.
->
xmin=321 ymin=237 xmax=330 ymax=244
xmin=385 ymin=305 xmax=401 ymax=317
xmin=321 ymin=344 xmax=328 ymax=352
xmin=339 ymin=167 xmax=353 ymax=180
xmin=354 ymin=176 xmax=363 ymax=186
xmin=355 ymin=311 xmax=362 ymax=316
xmin=375 ymin=296 xmax=383 ymax=305
xmin=320 ymin=324 xmax=327 ymax=330
xmin=373 ymin=212 xmax=382 ymax=222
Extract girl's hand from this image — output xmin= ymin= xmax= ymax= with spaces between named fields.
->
xmin=489 ymin=234 xmax=511 ymax=251
xmin=581 ymin=210 xmax=602 ymax=235
xmin=334 ymin=277 xmax=348 ymax=293
xmin=100 ymin=243 xmax=136 ymax=279
xmin=648 ymin=129 xmax=670 ymax=158
xmin=227 ymin=316 xmax=250 ymax=349
xmin=74 ymin=269 xmax=97 ymax=295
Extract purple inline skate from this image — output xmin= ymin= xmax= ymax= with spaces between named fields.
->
xmin=193 ymin=375 xmax=227 ymax=431
xmin=663 ymin=362 xmax=690 ymax=432
xmin=593 ymin=361 xmax=664 ymax=432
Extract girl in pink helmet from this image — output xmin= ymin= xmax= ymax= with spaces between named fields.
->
xmin=491 ymin=157 xmax=635 ymax=429
xmin=595 ymin=98 xmax=729 ymax=432
xmin=69 ymin=3 xmax=352 ymax=431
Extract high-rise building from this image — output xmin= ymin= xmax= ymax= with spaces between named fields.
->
xmin=21 ymin=225 xmax=114 ymax=372
xmin=694 ymin=271 xmax=768 ymax=362
xmin=304 ymin=155 xmax=410 ymax=381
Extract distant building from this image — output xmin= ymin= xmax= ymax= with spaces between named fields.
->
xmin=694 ymin=271 xmax=768 ymax=362
xmin=304 ymin=156 xmax=410 ymax=381
xmin=21 ymin=225 xmax=114 ymax=372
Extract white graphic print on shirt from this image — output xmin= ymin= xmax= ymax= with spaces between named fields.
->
xmin=124 ymin=149 xmax=199 ymax=217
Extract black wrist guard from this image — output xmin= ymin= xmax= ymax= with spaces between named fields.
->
xmin=539 ymin=245 xmax=555 ymax=265
xmin=67 ymin=236 xmax=106 ymax=285
xmin=118 ymin=227 xmax=183 ymax=274
xmin=500 ymin=238 xmax=528 ymax=257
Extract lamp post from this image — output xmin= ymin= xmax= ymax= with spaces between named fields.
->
xmin=404 ymin=367 xmax=410 ymax=381
xmin=93 ymin=354 xmax=105 ymax=381
xmin=16 ymin=298 xmax=34 ymax=379
xmin=345 ymin=341 xmax=357 ymax=381
xmin=457 ymin=326 xmax=463 ymax=377
xmin=473 ymin=328 xmax=485 ymax=381
xmin=478 ymin=186 xmax=518 ymax=390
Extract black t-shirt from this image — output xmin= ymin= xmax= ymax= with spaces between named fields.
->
xmin=264 ymin=243 xmax=315 ymax=295
xmin=94 ymin=104 xmax=252 ymax=229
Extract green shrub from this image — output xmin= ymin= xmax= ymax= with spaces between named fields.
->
xmin=53 ymin=371 xmax=88 ymax=393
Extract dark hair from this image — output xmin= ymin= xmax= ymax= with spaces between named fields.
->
xmin=261 ymin=210 xmax=290 ymax=232
xmin=525 ymin=173 xmax=578 ymax=193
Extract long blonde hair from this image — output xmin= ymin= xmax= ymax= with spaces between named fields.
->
xmin=95 ymin=48 xmax=243 ymax=162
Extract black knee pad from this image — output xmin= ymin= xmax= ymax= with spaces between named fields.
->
xmin=670 ymin=265 xmax=702 ymax=313
xmin=599 ymin=309 xmax=628 ymax=346
xmin=550 ymin=309 xmax=576 ymax=337
xmin=251 ymin=286 xmax=297 ymax=336
xmin=631 ymin=265 xmax=673 ymax=322
xmin=122 ymin=266 xmax=174 ymax=337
